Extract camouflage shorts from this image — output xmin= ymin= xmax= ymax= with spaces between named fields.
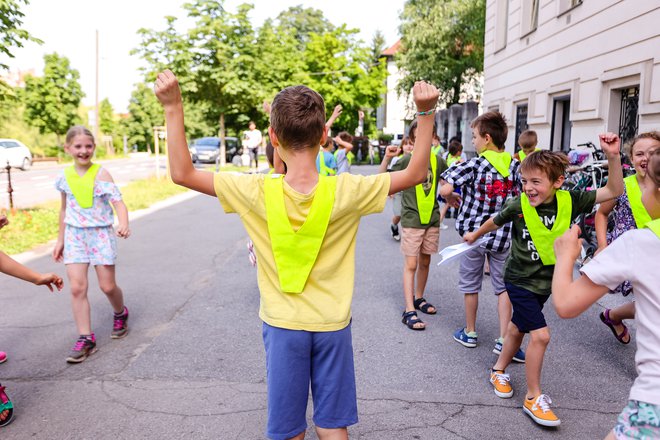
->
xmin=614 ymin=400 xmax=660 ymax=439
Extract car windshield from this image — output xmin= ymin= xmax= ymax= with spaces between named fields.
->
xmin=194 ymin=138 xmax=219 ymax=147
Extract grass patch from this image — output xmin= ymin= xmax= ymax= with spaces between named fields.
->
xmin=0 ymin=177 xmax=189 ymax=255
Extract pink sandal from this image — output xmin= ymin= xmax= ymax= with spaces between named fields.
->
xmin=599 ymin=309 xmax=630 ymax=345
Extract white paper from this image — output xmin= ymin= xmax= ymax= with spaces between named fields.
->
xmin=437 ymin=237 xmax=489 ymax=266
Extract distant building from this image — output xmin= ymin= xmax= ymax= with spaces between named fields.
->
xmin=376 ymin=40 xmax=413 ymax=141
xmin=483 ymin=0 xmax=660 ymax=153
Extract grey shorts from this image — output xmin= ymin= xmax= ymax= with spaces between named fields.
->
xmin=458 ymin=245 xmax=508 ymax=295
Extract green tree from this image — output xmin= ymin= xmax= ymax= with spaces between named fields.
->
xmin=397 ymin=0 xmax=485 ymax=104
xmin=0 ymin=0 xmax=42 ymax=99
xmin=23 ymin=53 xmax=84 ymax=145
xmin=276 ymin=6 xmax=334 ymax=50
xmin=121 ymin=82 xmax=163 ymax=152
xmin=99 ymin=98 xmax=115 ymax=135
xmin=370 ymin=30 xmax=387 ymax=62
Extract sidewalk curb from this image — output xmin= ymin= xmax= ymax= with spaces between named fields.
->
xmin=12 ymin=190 xmax=200 ymax=264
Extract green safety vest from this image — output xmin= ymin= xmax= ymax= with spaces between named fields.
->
xmin=446 ymin=154 xmax=461 ymax=167
xmin=318 ymin=150 xmax=336 ymax=176
xmin=480 ymin=150 xmax=512 ymax=177
xmin=64 ymin=164 xmax=100 ymax=209
xmin=264 ymin=174 xmax=336 ymax=294
xmin=431 ymin=145 xmax=443 ymax=156
xmin=521 ymin=190 xmax=572 ymax=265
xmin=414 ymin=152 xmax=437 ymax=225
xmin=646 ymin=218 xmax=660 ymax=238
xmin=624 ymin=175 xmax=652 ymax=229
xmin=347 ymin=151 xmax=355 ymax=165
xmin=518 ymin=148 xmax=540 ymax=162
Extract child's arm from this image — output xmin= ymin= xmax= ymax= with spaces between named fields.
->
xmin=154 ymin=70 xmax=216 ymax=196
xmin=389 ymin=82 xmax=439 ymax=195
xmin=595 ymin=133 xmax=624 ymax=204
xmin=439 ymin=181 xmax=455 ymax=197
xmin=325 ymin=105 xmax=342 ymax=129
xmin=594 ymin=198 xmax=615 ymax=251
xmin=552 ymin=225 xmax=609 ymax=318
xmin=52 ymin=193 xmax=66 ymax=263
xmin=378 ymin=145 xmax=401 ymax=173
xmin=0 ymin=252 xmax=64 ymax=292
xmin=334 ymin=136 xmax=353 ymax=151
xmin=463 ymin=217 xmax=500 ymax=244
xmin=97 ymin=168 xmax=131 ymax=238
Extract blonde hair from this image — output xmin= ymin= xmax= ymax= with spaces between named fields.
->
xmin=65 ymin=125 xmax=95 ymax=146
xmin=624 ymin=131 xmax=660 ymax=158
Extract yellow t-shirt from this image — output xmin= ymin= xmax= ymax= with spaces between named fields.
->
xmin=214 ymin=172 xmax=391 ymax=331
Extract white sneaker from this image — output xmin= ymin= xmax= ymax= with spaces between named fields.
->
xmin=440 ymin=222 xmax=449 ymax=230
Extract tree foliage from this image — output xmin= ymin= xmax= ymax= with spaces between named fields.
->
xmin=397 ymin=0 xmax=485 ymax=105
xmin=23 ymin=53 xmax=84 ymax=144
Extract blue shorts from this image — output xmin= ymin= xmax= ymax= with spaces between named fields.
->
xmin=262 ymin=322 xmax=358 ymax=440
xmin=506 ymin=282 xmax=549 ymax=333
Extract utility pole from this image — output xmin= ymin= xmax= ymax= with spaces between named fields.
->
xmin=95 ymin=29 xmax=100 ymax=142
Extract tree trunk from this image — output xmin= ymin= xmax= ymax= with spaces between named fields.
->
xmin=219 ymin=113 xmax=226 ymax=167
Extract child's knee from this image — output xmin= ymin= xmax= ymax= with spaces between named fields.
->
xmin=418 ymin=253 xmax=431 ymax=268
xmin=530 ymin=327 xmax=550 ymax=346
xmin=69 ymin=281 xmax=88 ymax=297
xmin=99 ymin=280 xmax=118 ymax=295
xmin=404 ymin=257 xmax=418 ymax=271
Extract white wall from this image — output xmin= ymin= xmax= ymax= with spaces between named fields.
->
xmin=483 ymin=0 xmax=660 ymax=152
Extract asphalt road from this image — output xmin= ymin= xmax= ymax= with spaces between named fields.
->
xmin=0 ymin=155 xmax=160 ymax=209
xmin=0 ymin=166 xmax=635 ymax=439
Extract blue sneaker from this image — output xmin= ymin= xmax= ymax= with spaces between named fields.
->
xmin=493 ymin=338 xmax=526 ymax=363
xmin=453 ymin=328 xmax=477 ymax=348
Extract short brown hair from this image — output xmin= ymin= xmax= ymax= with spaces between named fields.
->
xmin=471 ymin=111 xmax=508 ymax=150
xmin=518 ymin=130 xmax=538 ymax=150
xmin=448 ymin=140 xmax=463 ymax=156
xmin=624 ymin=131 xmax=660 ymax=158
xmin=270 ymin=85 xmax=325 ymax=150
xmin=520 ymin=150 xmax=569 ymax=182
xmin=407 ymin=118 xmax=438 ymax=143
xmin=337 ymin=131 xmax=353 ymax=143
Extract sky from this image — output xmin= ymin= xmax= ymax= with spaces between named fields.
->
xmin=6 ymin=0 xmax=405 ymax=113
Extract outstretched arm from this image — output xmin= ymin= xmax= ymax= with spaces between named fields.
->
xmin=154 ymin=70 xmax=215 ymax=196
xmin=388 ymin=82 xmax=439 ymax=195
xmin=0 ymin=252 xmax=64 ymax=292
xmin=594 ymin=198 xmax=615 ymax=251
xmin=379 ymin=145 xmax=401 ymax=173
xmin=463 ymin=217 xmax=500 ymax=244
xmin=552 ymin=225 xmax=609 ymax=318
xmin=326 ymin=105 xmax=342 ymax=129
xmin=595 ymin=133 xmax=624 ymax=204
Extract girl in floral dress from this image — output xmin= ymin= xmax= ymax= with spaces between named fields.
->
xmin=594 ymin=131 xmax=660 ymax=343
xmin=53 ymin=126 xmax=131 ymax=363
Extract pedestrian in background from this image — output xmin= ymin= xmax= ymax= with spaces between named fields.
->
xmin=53 ymin=126 xmax=131 ymax=364
xmin=244 ymin=121 xmax=263 ymax=169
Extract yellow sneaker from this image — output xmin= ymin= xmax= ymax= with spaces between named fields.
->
xmin=523 ymin=394 xmax=561 ymax=427
xmin=489 ymin=369 xmax=513 ymax=398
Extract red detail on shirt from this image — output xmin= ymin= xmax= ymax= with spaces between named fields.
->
xmin=486 ymin=179 xmax=514 ymax=199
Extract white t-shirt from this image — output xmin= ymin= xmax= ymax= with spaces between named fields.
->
xmin=580 ymin=228 xmax=660 ymax=405
xmin=243 ymin=129 xmax=262 ymax=149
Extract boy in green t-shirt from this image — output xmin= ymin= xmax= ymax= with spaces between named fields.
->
xmin=464 ymin=140 xmax=624 ymax=428
xmin=382 ymin=120 xmax=451 ymax=330
xmin=155 ymin=69 xmax=439 ymax=440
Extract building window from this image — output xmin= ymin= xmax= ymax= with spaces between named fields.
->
xmin=550 ymin=96 xmax=572 ymax=153
xmin=559 ymin=0 xmax=582 ymax=15
xmin=521 ymin=0 xmax=539 ymax=36
xmin=495 ymin=0 xmax=509 ymax=51
xmin=514 ymin=104 xmax=528 ymax=150
xmin=619 ymin=87 xmax=639 ymax=147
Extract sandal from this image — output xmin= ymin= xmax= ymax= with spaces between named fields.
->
xmin=402 ymin=311 xmax=425 ymax=331
xmin=599 ymin=309 xmax=630 ymax=345
xmin=414 ymin=297 xmax=437 ymax=315
xmin=0 ymin=385 xmax=14 ymax=427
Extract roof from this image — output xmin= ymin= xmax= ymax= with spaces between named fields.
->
xmin=381 ymin=40 xmax=401 ymax=57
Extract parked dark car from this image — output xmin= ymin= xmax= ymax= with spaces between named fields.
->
xmin=189 ymin=137 xmax=241 ymax=164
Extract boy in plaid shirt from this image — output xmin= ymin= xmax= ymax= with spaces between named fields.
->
xmin=439 ymin=112 xmax=524 ymax=362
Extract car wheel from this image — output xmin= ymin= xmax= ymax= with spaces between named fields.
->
xmin=20 ymin=157 xmax=31 ymax=171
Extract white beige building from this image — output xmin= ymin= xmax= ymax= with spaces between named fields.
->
xmin=376 ymin=40 xmax=413 ymax=140
xmin=483 ymin=0 xmax=660 ymax=153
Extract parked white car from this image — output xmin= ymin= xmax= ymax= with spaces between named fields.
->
xmin=0 ymin=139 xmax=33 ymax=171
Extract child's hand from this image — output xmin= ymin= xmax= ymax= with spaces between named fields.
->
xmin=262 ymin=100 xmax=271 ymax=115
xmin=154 ymin=69 xmax=183 ymax=108
xmin=384 ymin=145 xmax=400 ymax=159
xmin=463 ymin=232 xmax=478 ymax=244
xmin=331 ymin=105 xmax=342 ymax=119
xmin=554 ymin=225 xmax=583 ymax=263
xmin=116 ymin=223 xmax=131 ymax=239
xmin=0 ymin=215 xmax=8 ymax=229
xmin=598 ymin=132 xmax=621 ymax=158
xmin=445 ymin=192 xmax=462 ymax=208
xmin=35 ymin=272 xmax=64 ymax=292
xmin=52 ymin=241 xmax=64 ymax=263
xmin=413 ymin=81 xmax=439 ymax=113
